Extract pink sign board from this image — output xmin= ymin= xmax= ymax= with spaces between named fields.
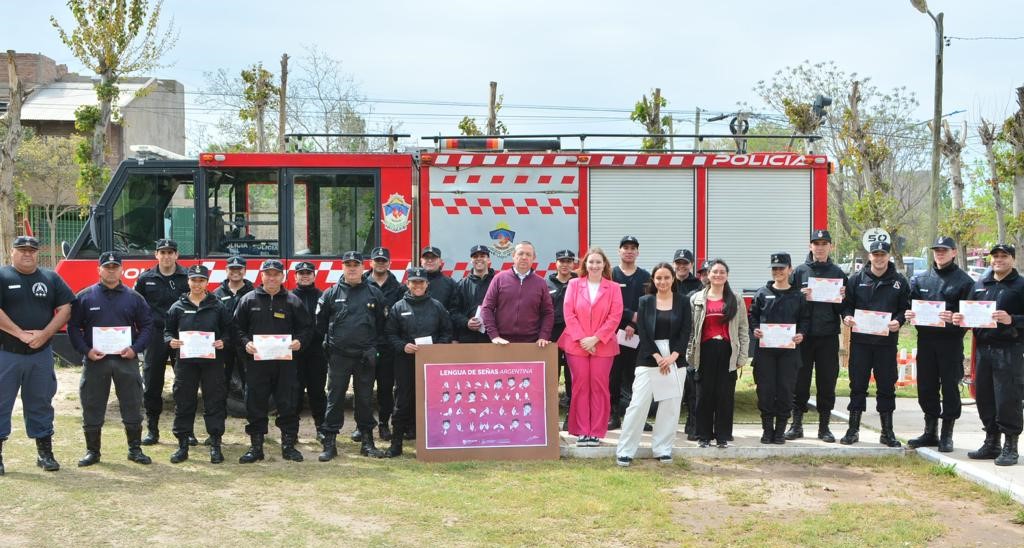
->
xmin=423 ymin=361 xmax=548 ymax=450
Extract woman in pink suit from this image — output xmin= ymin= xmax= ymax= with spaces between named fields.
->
xmin=558 ymin=247 xmax=624 ymax=447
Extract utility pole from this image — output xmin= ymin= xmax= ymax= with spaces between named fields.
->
xmin=693 ymin=107 xmax=702 ymax=151
xmin=912 ymin=0 xmax=944 ymax=245
xmin=667 ymin=115 xmax=674 ymax=151
xmin=278 ymin=53 xmax=289 ymax=152
xmin=487 ymin=81 xmax=498 ymax=135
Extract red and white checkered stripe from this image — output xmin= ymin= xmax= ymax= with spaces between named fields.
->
xmin=431 ymin=153 xmax=828 ymax=169
xmin=443 ymin=262 xmax=558 ymax=278
xmin=438 ymin=172 xmax=577 ymax=186
xmin=429 ymin=197 xmax=579 ymax=215
xmin=432 ymin=154 xmax=582 ymax=167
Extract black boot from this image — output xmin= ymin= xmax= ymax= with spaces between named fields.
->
xmin=773 ymin=416 xmax=788 ymax=445
xmin=126 ymin=426 xmax=152 ymax=464
xmin=760 ymin=416 xmax=773 ymax=444
xmin=35 ymin=436 xmax=60 ymax=471
xmin=817 ymin=412 xmax=836 ymax=443
xmin=0 ymin=438 xmax=5 ymax=476
xmin=239 ymin=433 xmax=265 ymax=464
xmin=907 ymin=415 xmax=939 ymax=449
xmin=379 ymin=422 xmax=392 ymax=442
xmin=359 ymin=429 xmax=384 ymax=458
xmin=281 ymin=433 xmax=304 ymax=462
xmin=383 ymin=429 xmax=404 ymax=458
xmin=784 ymin=410 xmax=804 ymax=440
xmin=169 ymin=434 xmax=190 ymax=463
xmin=141 ymin=414 xmax=159 ymax=446
xmin=318 ymin=433 xmax=338 ymax=462
xmin=968 ymin=429 xmax=1001 ymax=460
xmin=995 ymin=434 xmax=1019 ymax=466
xmin=209 ymin=436 xmax=224 ymax=464
xmin=607 ymin=413 xmax=622 ymax=431
xmin=840 ymin=411 xmax=861 ymax=445
xmin=78 ymin=430 xmax=102 ymax=467
xmin=879 ymin=412 xmax=902 ymax=448
xmin=187 ymin=433 xmax=199 ymax=447
xmin=937 ymin=419 xmax=955 ymax=453
xmin=684 ymin=412 xmax=697 ymax=441
xmin=350 ymin=429 xmax=363 ymax=443
xmin=403 ymin=429 xmax=415 ymax=440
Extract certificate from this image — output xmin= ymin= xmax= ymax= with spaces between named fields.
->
xmin=617 ymin=329 xmax=640 ymax=349
xmin=808 ymin=277 xmax=843 ymax=303
xmin=853 ymin=309 xmax=892 ymax=336
xmin=179 ymin=330 xmax=216 ymax=359
xmin=759 ymin=323 xmax=797 ymax=349
xmin=92 ymin=326 xmax=131 ymax=354
xmin=414 ymin=336 xmax=434 ymax=345
xmin=253 ymin=334 xmax=293 ymax=361
xmin=651 ymin=339 xmax=683 ymax=401
xmin=960 ymin=300 xmax=997 ymax=328
xmin=911 ymin=300 xmax=945 ymax=327
xmin=474 ymin=306 xmax=486 ymax=334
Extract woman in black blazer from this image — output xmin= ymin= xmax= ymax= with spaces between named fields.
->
xmin=615 ymin=263 xmax=692 ymax=466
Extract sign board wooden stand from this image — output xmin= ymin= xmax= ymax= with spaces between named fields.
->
xmin=415 ymin=343 xmax=559 ymax=462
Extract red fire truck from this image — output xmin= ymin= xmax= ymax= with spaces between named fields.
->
xmin=52 ymin=137 xmax=829 ymax=365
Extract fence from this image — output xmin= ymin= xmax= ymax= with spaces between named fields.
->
xmin=15 ymin=205 xmax=88 ymax=268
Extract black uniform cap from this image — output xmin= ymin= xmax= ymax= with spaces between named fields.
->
xmin=99 ymin=251 xmax=122 ymax=267
xmin=470 ymin=245 xmax=490 ymax=257
xmin=12 ymin=235 xmax=40 ymax=249
xmin=188 ymin=264 xmax=210 ymax=279
xmin=619 ymin=235 xmax=639 ymax=247
xmin=226 ymin=256 xmax=246 ymax=268
xmin=990 ymin=243 xmax=1016 ymax=258
xmin=770 ymin=252 xmax=792 ymax=268
xmin=155 ymin=239 xmax=178 ymax=251
xmin=869 ymin=241 xmax=892 ymax=254
xmin=421 ymin=246 xmax=442 ymax=258
xmin=810 ymin=229 xmax=832 ymax=243
xmin=554 ymin=249 xmax=576 ymax=260
xmin=406 ymin=267 xmax=429 ymax=281
xmin=293 ymin=261 xmax=316 ymax=272
xmin=673 ymin=249 xmax=695 ymax=264
xmin=341 ymin=251 xmax=363 ymax=264
xmin=260 ymin=259 xmax=285 ymax=272
xmin=930 ymin=236 xmax=956 ymax=250
xmin=370 ymin=247 xmax=390 ymax=260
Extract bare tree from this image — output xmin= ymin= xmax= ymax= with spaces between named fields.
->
xmin=979 ymin=118 xmax=1008 ymax=243
xmin=15 ymin=136 xmax=82 ymax=266
xmin=0 ymin=51 xmax=25 ymax=264
xmin=1004 ymin=86 xmax=1024 ymax=268
xmin=934 ymin=119 xmax=974 ymax=267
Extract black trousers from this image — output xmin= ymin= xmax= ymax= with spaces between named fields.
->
xmin=223 ymin=347 xmax=246 ymax=390
xmin=847 ymin=342 xmax=898 ymax=413
xmin=173 ymin=360 xmax=227 ymax=437
xmin=552 ymin=323 xmax=572 ymax=407
xmin=142 ymin=328 xmax=174 ymax=416
xmin=794 ymin=334 xmax=840 ymax=414
xmin=294 ymin=346 xmax=327 ymax=429
xmin=391 ymin=354 xmax=416 ymax=434
xmin=975 ymin=345 xmax=1024 ymax=436
xmin=244 ymin=360 xmax=299 ymax=436
xmin=755 ymin=347 xmax=799 ymax=418
xmin=375 ymin=345 xmax=396 ymax=425
xmin=323 ymin=349 xmax=377 ymax=434
xmin=682 ymin=365 xmax=697 ymax=420
xmin=80 ymin=357 xmax=144 ymax=432
xmin=915 ymin=336 xmax=965 ymax=419
xmin=696 ymin=339 xmax=736 ymax=443
xmin=611 ymin=346 xmax=639 ymax=414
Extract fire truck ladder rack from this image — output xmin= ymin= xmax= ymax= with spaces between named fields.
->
xmin=422 ymin=133 xmax=823 ymax=154
xmin=284 ymin=133 xmax=412 ymax=153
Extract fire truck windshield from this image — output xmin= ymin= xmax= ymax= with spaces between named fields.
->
xmin=109 ymin=171 xmax=196 ymax=257
xmin=207 ymin=168 xmax=280 ymax=257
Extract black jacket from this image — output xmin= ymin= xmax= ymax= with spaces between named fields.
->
xmin=425 ymin=269 xmax=457 ymax=310
xmin=363 ymin=270 xmax=404 ymax=309
xmin=970 ymin=268 xmax=1024 ymax=347
xmin=291 ymin=283 xmax=324 ymax=352
xmin=909 ymin=261 xmax=975 ymax=340
xmin=213 ymin=278 xmax=255 ymax=316
xmin=749 ymin=281 xmax=811 ymax=338
xmin=844 ymin=262 xmax=910 ymax=346
xmin=614 ymin=266 xmax=651 ymax=330
xmin=135 ymin=265 xmax=189 ymax=327
xmin=635 ymin=293 xmax=691 ymax=368
xmin=450 ymin=269 xmax=495 ymax=343
xmin=68 ymin=283 xmax=154 ymax=358
xmin=675 ymin=273 xmax=703 ymax=297
xmin=791 ymin=254 xmax=847 ymax=336
xmin=316 ymin=280 xmax=386 ymax=354
xmin=234 ymin=286 xmax=313 ymax=354
xmin=164 ymin=293 xmax=234 ymax=365
xmin=386 ymin=292 xmax=454 ymax=355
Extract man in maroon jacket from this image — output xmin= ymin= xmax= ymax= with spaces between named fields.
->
xmin=480 ymin=241 xmax=554 ymax=347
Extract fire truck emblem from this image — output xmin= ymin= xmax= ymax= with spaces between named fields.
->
xmin=488 ymin=222 xmax=516 ymax=258
xmin=382 ymin=193 xmax=411 ymax=233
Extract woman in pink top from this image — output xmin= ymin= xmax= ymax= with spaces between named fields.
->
xmin=558 ymin=247 xmax=624 ymax=447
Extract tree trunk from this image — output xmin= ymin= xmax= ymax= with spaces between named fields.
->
xmin=92 ymin=71 xmax=114 ymax=168
xmin=980 ymin=119 xmax=1008 ymax=243
xmin=278 ymin=54 xmax=288 ymax=152
xmin=487 ymin=81 xmax=497 ymax=136
xmin=0 ymin=50 xmax=25 ymax=265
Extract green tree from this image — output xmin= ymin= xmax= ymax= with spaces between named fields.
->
xmin=240 ymin=63 xmax=279 ymax=152
xmin=1 ymin=50 xmax=26 ymax=264
xmin=459 ymin=94 xmax=508 ymax=137
xmin=630 ymin=88 xmax=668 ymax=150
xmin=14 ymin=135 xmax=83 ymax=265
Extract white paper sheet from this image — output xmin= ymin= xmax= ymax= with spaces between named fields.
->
xmin=253 ymin=334 xmax=293 ymax=361
xmin=911 ymin=300 xmax=945 ymax=327
xmin=759 ymin=323 xmax=797 ymax=349
xmin=650 ymin=339 xmax=682 ymax=401
xmin=807 ymin=277 xmax=843 ymax=303
xmin=180 ymin=330 xmax=216 ymax=359
xmin=617 ymin=329 xmax=639 ymax=349
xmin=474 ymin=306 xmax=486 ymax=334
xmin=853 ymin=310 xmax=892 ymax=336
xmin=92 ymin=326 xmax=131 ymax=354
xmin=960 ymin=300 xmax=997 ymax=328
xmin=414 ymin=336 xmax=434 ymax=345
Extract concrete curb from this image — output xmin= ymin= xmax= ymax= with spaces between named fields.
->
xmin=560 ymin=444 xmax=905 ymax=459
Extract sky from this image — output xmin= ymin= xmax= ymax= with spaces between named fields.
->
xmin=3 ymin=0 xmax=1023 ymax=157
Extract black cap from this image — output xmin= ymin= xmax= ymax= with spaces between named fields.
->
xmin=869 ymin=241 xmax=892 ymax=254
xmin=699 ymin=259 xmax=714 ymax=273
xmin=619 ymin=235 xmax=639 ymax=247
xmin=341 ymin=251 xmax=364 ymax=264
xmin=370 ymin=247 xmax=390 ymax=260
xmin=421 ymin=246 xmax=442 ymax=258
xmin=293 ymin=261 xmax=316 ymax=273
xmin=770 ymin=252 xmax=792 ymax=268
xmin=810 ymin=229 xmax=832 ymax=243
xmin=155 ymin=239 xmax=178 ymax=251
xmin=98 ymin=251 xmax=122 ymax=267
xmin=470 ymin=245 xmax=490 ymax=257
xmin=990 ymin=243 xmax=1016 ymax=258
xmin=12 ymin=235 xmax=40 ymax=249
xmin=554 ymin=249 xmax=576 ymax=260
xmin=930 ymin=236 xmax=956 ymax=250
xmin=188 ymin=264 xmax=210 ymax=279
xmin=406 ymin=267 xmax=428 ymax=281
xmin=226 ymin=256 xmax=246 ymax=268
xmin=673 ymin=249 xmax=695 ymax=264
xmin=259 ymin=259 xmax=285 ymax=272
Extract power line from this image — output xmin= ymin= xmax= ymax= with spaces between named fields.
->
xmin=947 ymin=34 xmax=1024 ymax=41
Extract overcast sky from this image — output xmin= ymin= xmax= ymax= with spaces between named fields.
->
xmin=4 ymin=0 xmax=1023 ymax=156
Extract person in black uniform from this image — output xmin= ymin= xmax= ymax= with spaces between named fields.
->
xmin=316 ymin=251 xmax=387 ymax=460
xmin=840 ymin=240 xmax=909 ymax=447
xmin=67 ymin=252 xmax=154 ymax=467
xmin=364 ymin=247 xmax=403 ymax=442
xmin=213 ymin=256 xmax=254 ymax=398
xmin=383 ymin=267 xmax=453 ymax=457
xmin=673 ymin=248 xmax=703 ymax=440
xmin=749 ymin=252 xmax=809 ymax=444
xmin=609 ymin=236 xmax=651 ymax=430
xmin=421 ymin=246 xmax=457 ymax=310
xmin=0 ymin=236 xmax=74 ymax=475
xmin=235 ymin=259 xmax=312 ymax=463
xmin=291 ymin=261 xmax=327 ymax=440
xmin=547 ymin=249 xmax=577 ymax=429
xmin=788 ymin=229 xmax=847 ymax=442
xmin=904 ymin=236 xmax=974 ymax=453
xmin=450 ymin=245 xmax=495 ymax=344
xmin=134 ymin=238 xmax=189 ymax=446
xmin=955 ymin=244 xmax=1024 ymax=466
xmin=164 ymin=265 xmax=232 ymax=464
